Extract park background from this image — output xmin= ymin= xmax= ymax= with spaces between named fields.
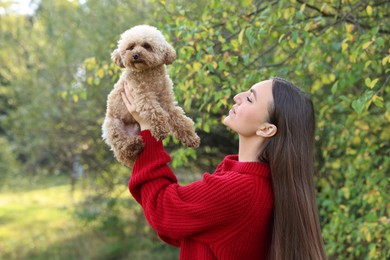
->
xmin=0 ymin=0 xmax=388 ymax=259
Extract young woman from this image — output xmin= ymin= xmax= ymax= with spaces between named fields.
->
xmin=121 ymin=77 xmax=326 ymax=259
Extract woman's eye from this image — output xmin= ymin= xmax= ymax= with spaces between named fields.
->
xmin=246 ymin=96 xmax=252 ymax=103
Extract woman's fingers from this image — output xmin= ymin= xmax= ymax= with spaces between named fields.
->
xmin=121 ymin=92 xmax=134 ymax=113
xmin=121 ymin=81 xmax=135 ymax=113
xmin=121 ymin=80 xmax=150 ymax=130
xmin=124 ymin=81 xmax=135 ymax=104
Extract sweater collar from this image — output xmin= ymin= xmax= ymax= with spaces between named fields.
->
xmin=222 ymin=155 xmax=270 ymax=178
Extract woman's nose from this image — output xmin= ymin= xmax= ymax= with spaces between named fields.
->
xmin=233 ymin=93 xmax=242 ymax=104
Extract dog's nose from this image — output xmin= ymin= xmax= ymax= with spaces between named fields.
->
xmin=133 ymin=54 xmax=140 ymax=60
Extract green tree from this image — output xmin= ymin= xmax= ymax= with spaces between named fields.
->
xmin=121 ymin=0 xmax=388 ymax=258
xmin=1 ymin=0 xmax=153 ymax=176
xmin=82 ymin=1 xmax=389 ymax=256
xmin=1 ymin=0 xmax=388 ymax=258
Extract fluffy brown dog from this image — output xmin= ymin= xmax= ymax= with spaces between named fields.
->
xmin=102 ymin=25 xmax=200 ymax=166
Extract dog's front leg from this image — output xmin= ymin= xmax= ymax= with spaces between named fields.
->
xmin=165 ymin=106 xmax=200 ymax=148
xmin=135 ymin=91 xmax=170 ymax=140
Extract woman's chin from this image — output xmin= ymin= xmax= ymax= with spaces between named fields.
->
xmin=223 ymin=115 xmax=231 ymax=127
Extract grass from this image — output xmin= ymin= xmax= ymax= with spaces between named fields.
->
xmin=0 ymin=175 xmax=179 ymax=260
xmin=0 ymin=176 xmax=90 ymax=259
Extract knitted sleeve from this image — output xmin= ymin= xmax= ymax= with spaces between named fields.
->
xmin=129 ymin=130 xmax=255 ymax=245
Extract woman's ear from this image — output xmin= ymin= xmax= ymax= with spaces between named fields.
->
xmin=111 ymin=49 xmax=125 ymax=68
xmin=164 ymin=43 xmax=176 ymax=65
xmin=256 ymin=123 xmax=277 ymax=138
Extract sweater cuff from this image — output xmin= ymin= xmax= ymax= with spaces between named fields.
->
xmin=132 ymin=130 xmax=170 ymax=172
xmin=139 ymin=129 xmax=155 ymax=141
xmin=138 ymin=129 xmax=164 ymax=154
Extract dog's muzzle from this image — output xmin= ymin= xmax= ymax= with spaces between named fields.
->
xmin=133 ymin=54 xmax=140 ymax=60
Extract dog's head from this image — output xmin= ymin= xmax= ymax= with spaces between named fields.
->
xmin=111 ymin=25 xmax=176 ymax=71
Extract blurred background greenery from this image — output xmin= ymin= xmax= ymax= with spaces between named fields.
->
xmin=0 ymin=0 xmax=388 ymax=259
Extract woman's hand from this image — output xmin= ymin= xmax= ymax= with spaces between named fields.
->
xmin=121 ymin=81 xmax=151 ymax=131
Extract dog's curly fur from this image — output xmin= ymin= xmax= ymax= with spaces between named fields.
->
xmin=102 ymin=25 xmax=200 ymax=167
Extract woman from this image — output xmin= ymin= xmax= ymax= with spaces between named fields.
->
xmin=121 ymin=77 xmax=326 ymax=259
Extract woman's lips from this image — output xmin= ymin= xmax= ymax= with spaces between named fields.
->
xmin=229 ymin=108 xmax=235 ymax=115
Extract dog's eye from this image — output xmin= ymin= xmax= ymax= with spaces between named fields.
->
xmin=127 ymin=45 xmax=135 ymax=51
xmin=142 ymin=43 xmax=152 ymax=50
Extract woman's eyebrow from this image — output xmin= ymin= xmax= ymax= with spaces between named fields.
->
xmin=250 ymin=88 xmax=257 ymax=100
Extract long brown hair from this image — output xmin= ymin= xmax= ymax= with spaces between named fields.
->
xmin=259 ymin=77 xmax=326 ymax=259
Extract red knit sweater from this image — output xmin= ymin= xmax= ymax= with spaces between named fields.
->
xmin=129 ymin=130 xmax=274 ymax=259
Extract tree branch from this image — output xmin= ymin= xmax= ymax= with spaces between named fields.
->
xmin=297 ymin=0 xmax=390 ymax=34
xmin=261 ymin=42 xmax=303 ymax=68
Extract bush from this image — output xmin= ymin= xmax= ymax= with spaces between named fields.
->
xmin=0 ymin=137 xmax=20 ymax=188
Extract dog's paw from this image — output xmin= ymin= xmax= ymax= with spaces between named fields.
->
xmin=151 ymin=125 xmax=169 ymax=140
xmin=154 ymin=131 xmax=169 ymax=140
xmin=115 ymin=136 xmax=145 ymax=167
xmin=183 ymin=134 xmax=200 ymax=148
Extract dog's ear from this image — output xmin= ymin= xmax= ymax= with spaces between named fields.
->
xmin=111 ymin=49 xmax=125 ymax=68
xmin=164 ymin=43 xmax=176 ymax=65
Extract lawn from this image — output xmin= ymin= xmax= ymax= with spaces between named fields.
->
xmin=0 ymin=176 xmax=179 ymax=260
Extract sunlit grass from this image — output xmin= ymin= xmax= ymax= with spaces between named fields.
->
xmin=0 ymin=176 xmax=179 ymax=259
xmin=0 ymin=180 xmax=85 ymax=259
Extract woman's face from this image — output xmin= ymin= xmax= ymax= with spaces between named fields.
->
xmin=223 ymin=79 xmax=274 ymax=137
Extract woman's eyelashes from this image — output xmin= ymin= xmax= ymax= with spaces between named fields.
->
xmin=245 ymin=89 xmax=255 ymax=103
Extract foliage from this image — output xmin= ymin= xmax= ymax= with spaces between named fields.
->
xmin=0 ymin=0 xmax=153 ymax=176
xmin=0 ymin=0 xmax=388 ymax=259
xmin=0 ymin=137 xmax=19 ymax=185
xmin=143 ymin=1 xmax=389 ymax=258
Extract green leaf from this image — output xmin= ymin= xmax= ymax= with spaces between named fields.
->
xmin=230 ymin=56 xmax=238 ymax=65
xmin=352 ymin=99 xmax=365 ymax=114
xmin=331 ymin=81 xmax=338 ymax=94
xmin=362 ymin=41 xmax=373 ymax=50
xmin=365 ymin=78 xmax=379 ymax=89
xmin=72 ymin=94 xmax=79 ymax=103
xmin=376 ymin=37 xmax=384 ymax=47
xmin=296 ymin=10 xmax=305 ymax=20
xmin=366 ymin=5 xmax=373 ymax=16
xmin=372 ymin=95 xmax=384 ymax=108
xmin=80 ymin=91 xmax=87 ymax=100
xmin=238 ymin=28 xmax=245 ymax=45
xmin=279 ymin=34 xmax=285 ymax=43
xmin=93 ymin=78 xmax=100 ymax=85
xmin=300 ymin=3 xmax=306 ymax=12
xmin=365 ymin=211 xmax=378 ymax=222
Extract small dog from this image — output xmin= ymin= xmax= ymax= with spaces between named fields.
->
xmin=102 ymin=25 xmax=200 ymax=166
